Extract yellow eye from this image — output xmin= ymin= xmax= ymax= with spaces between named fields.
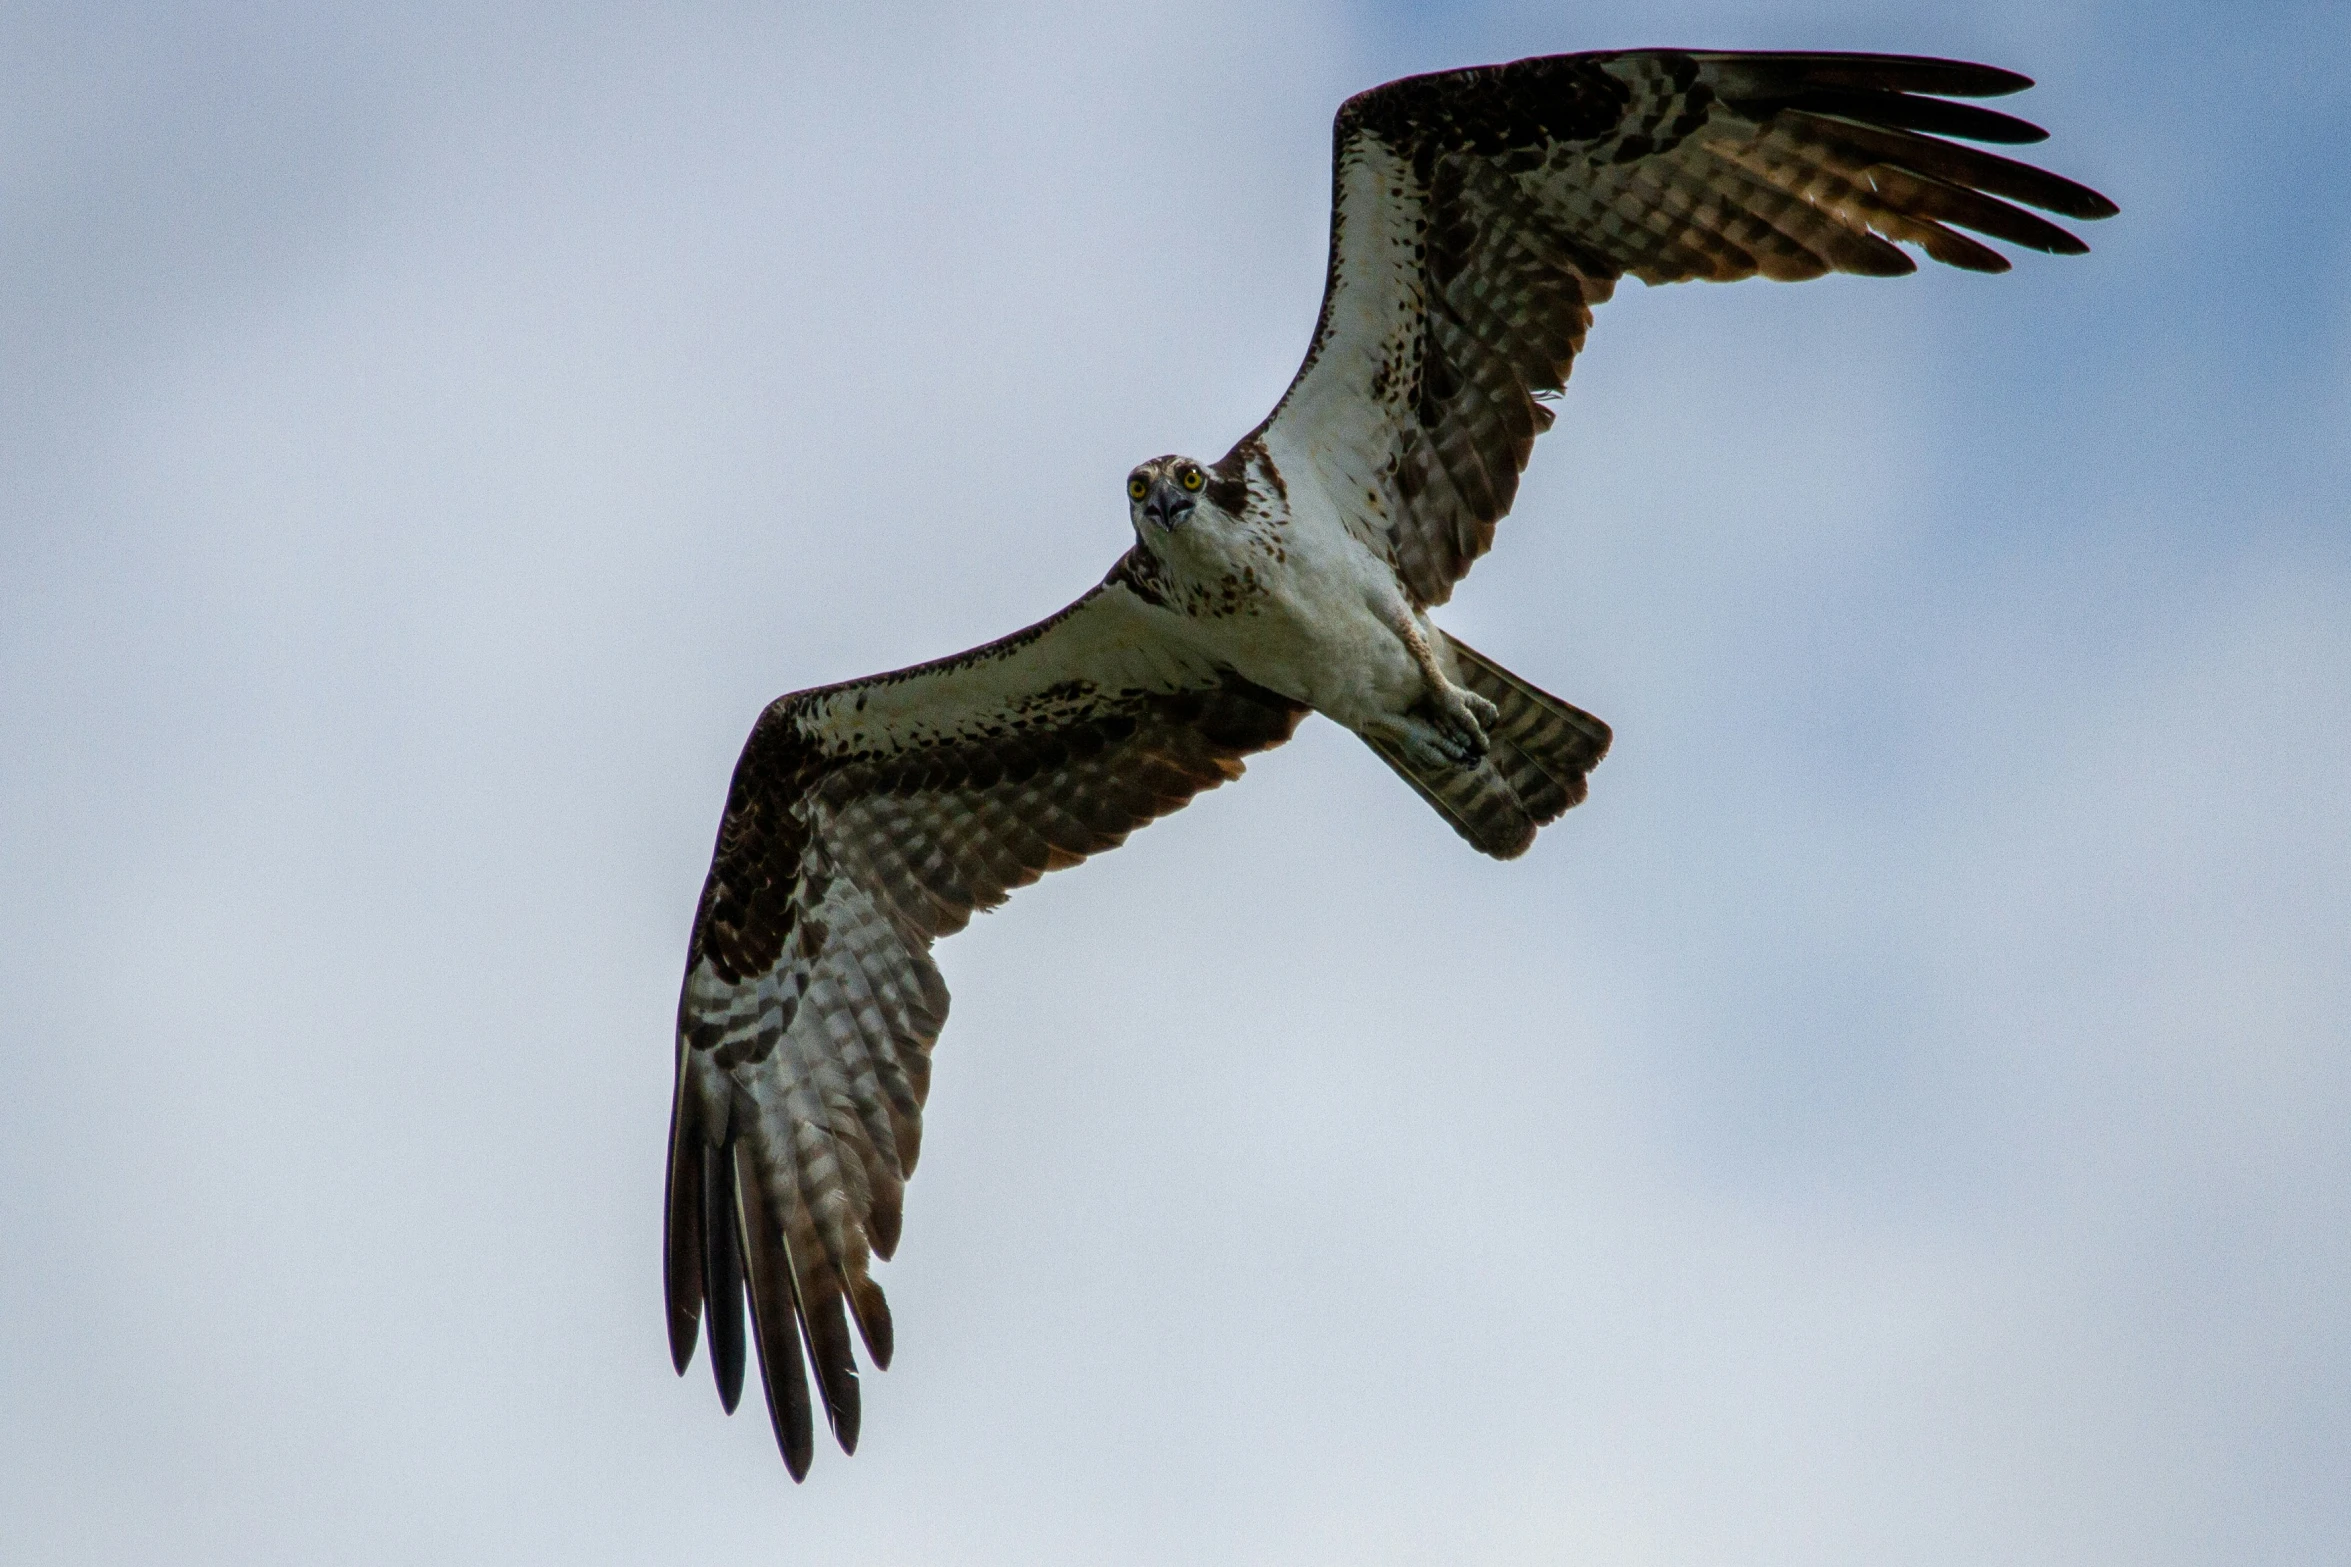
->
xmin=1128 ymin=476 xmax=1149 ymax=501
xmin=1181 ymin=468 xmax=1205 ymax=492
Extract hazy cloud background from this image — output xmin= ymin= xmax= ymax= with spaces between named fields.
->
xmin=3 ymin=2 xmax=2345 ymax=1562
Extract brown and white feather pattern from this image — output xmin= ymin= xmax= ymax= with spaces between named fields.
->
xmin=1255 ymin=49 xmax=2117 ymax=607
xmin=666 ymin=46 xmax=2111 ymax=1480
xmin=665 ymin=578 xmax=1305 ymax=1476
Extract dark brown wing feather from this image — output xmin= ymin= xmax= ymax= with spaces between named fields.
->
xmin=1256 ymin=49 xmax=2116 ymax=607
xmin=664 ymin=581 xmax=1306 ymax=1475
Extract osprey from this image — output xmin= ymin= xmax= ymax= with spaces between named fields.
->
xmin=664 ymin=48 xmax=2114 ymax=1477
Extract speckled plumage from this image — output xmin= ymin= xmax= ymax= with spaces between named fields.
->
xmin=666 ymin=46 xmax=2113 ymax=1478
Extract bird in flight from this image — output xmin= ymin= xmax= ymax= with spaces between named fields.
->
xmin=663 ymin=47 xmax=2114 ymax=1477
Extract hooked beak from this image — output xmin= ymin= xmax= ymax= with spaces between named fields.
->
xmin=1142 ymin=478 xmax=1195 ymax=531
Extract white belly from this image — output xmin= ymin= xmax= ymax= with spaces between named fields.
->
xmin=1157 ymin=473 xmax=1430 ymax=732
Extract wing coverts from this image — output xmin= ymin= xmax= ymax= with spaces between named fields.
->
xmin=667 ymin=591 xmax=1304 ymax=1474
xmin=1259 ymin=49 xmax=2116 ymax=608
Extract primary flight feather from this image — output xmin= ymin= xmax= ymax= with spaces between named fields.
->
xmin=664 ymin=46 xmax=2115 ymax=1477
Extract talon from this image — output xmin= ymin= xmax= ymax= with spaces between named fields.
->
xmin=1426 ymin=687 xmax=1490 ymax=764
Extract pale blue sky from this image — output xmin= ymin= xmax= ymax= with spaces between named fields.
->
xmin=4 ymin=4 xmax=2346 ymax=1563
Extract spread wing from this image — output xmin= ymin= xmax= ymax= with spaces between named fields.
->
xmin=1254 ymin=49 xmax=2119 ymax=607
xmin=663 ymin=563 xmax=1307 ymax=1477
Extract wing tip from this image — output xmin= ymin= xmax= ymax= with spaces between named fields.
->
xmin=1699 ymin=51 xmax=2038 ymax=100
xmin=667 ymin=1313 xmax=700 ymax=1379
xmin=733 ymin=1144 xmax=820 ymax=1479
xmin=850 ymin=1276 xmax=896 ymax=1372
xmin=663 ymin=1032 xmax=711 ymax=1379
xmin=702 ymin=1142 xmax=749 ymax=1414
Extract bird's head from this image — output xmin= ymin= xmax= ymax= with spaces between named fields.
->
xmin=1126 ymin=455 xmax=1210 ymax=541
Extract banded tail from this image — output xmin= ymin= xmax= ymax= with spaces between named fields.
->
xmin=1364 ymin=635 xmax=1611 ymax=859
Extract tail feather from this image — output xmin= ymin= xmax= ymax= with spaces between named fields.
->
xmin=1363 ymin=636 xmax=1611 ymax=860
xmin=1363 ymin=730 xmax=1539 ymax=858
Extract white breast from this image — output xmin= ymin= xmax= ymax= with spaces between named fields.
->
xmin=1157 ymin=455 xmax=1428 ymax=732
